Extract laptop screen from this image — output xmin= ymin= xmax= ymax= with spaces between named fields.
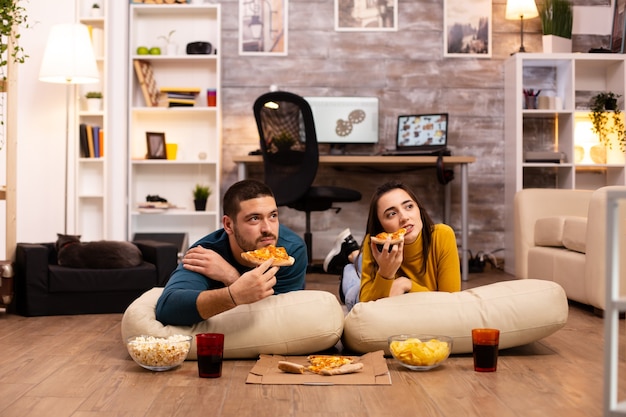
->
xmin=395 ymin=113 xmax=448 ymax=153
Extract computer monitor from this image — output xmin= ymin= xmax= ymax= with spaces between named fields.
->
xmin=304 ymin=96 xmax=379 ymax=144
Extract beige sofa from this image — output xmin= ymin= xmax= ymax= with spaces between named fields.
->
xmin=514 ymin=186 xmax=626 ymax=312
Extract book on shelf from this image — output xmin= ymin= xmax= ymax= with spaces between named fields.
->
xmin=160 ymin=86 xmax=201 ymax=95
xmin=79 ymin=123 xmax=89 ymax=158
xmin=92 ymin=125 xmax=100 ymax=158
xmin=167 ymin=98 xmax=196 ymax=107
xmin=79 ymin=123 xmax=104 ymax=158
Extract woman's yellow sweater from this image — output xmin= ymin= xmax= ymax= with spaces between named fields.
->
xmin=359 ymin=223 xmax=461 ymax=302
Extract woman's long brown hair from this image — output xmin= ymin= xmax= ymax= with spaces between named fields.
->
xmin=362 ymin=180 xmax=435 ymax=277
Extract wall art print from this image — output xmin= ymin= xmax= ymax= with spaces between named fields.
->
xmin=611 ymin=0 xmax=626 ymax=53
xmin=335 ymin=0 xmax=398 ymax=32
xmin=239 ymin=0 xmax=288 ymax=55
xmin=443 ymin=0 xmax=492 ymax=58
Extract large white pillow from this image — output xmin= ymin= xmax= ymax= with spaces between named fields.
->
xmin=121 ymin=288 xmax=345 ymax=359
xmin=343 ymin=279 xmax=568 ymax=354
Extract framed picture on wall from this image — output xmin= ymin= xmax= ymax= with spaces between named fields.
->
xmin=335 ymin=0 xmax=397 ymax=31
xmin=239 ymin=0 xmax=288 ymax=55
xmin=611 ymin=0 xmax=626 ymax=53
xmin=443 ymin=0 xmax=492 ymax=58
xmin=146 ymin=132 xmax=166 ymax=159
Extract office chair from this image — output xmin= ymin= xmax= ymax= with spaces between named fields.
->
xmin=253 ymin=91 xmax=362 ymax=269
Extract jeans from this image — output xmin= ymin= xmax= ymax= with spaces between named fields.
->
xmin=341 ymin=254 xmax=362 ymax=312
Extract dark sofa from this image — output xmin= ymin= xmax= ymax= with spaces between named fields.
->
xmin=11 ymin=240 xmax=178 ymax=316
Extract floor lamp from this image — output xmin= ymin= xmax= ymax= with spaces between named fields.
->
xmin=39 ymin=23 xmax=99 ymax=234
xmin=505 ymin=0 xmax=539 ymax=53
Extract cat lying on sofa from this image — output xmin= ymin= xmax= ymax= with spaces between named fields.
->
xmin=56 ymin=233 xmax=143 ymax=269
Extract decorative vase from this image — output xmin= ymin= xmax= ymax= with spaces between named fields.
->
xmin=542 ymin=35 xmax=572 ymax=53
xmin=86 ymin=98 xmax=102 ymax=112
xmin=194 ymin=199 xmax=207 ymax=211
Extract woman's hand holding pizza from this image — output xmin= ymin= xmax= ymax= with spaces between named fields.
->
xmin=370 ymin=235 xmax=404 ymax=280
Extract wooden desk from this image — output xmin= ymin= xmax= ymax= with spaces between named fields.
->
xmin=233 ymin=155 xmax=476 ymax=281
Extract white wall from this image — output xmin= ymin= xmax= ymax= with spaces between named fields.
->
xmin=13 ymin=1 xmax=76 ymax=247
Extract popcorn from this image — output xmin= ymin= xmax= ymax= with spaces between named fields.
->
xmin=127 ymin=335 xmax=191 ymax=368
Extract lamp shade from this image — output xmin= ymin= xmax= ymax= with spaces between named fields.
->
xmin=39 ymin=23 xmax=99 ymax=85
xmin=505 ymin=0 xmax=539 ymax=20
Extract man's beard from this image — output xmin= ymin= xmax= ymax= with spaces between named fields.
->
xmin=234 ymin=228 xmax=277 ymax=252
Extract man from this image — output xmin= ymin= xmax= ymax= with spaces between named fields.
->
xmin=156 ymin=179 xmax=307 ymax=326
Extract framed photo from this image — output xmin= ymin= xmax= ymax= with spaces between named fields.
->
xmin=146 ymin=132 xmax=166 ymax=159
xmin=443 ymin=0 xmax=492 ymax=58
xmin=611 ymin=0 xmax=626 ymax=53
xmin=239 ymin=0 xmax=288 ymax=56
xmin=335 ymin=0 xmax=397 ymax=32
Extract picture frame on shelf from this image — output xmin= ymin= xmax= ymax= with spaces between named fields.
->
xmin=239 ymin=0 xmax=288 ymax=56
xmin=146 ymin=132 xmax=167 ymax=159
xmin=443 ymin=0 xmax=492 ymax=58
xmin=611 ymin=0 xmax=626 ymax=53
xmin=334 ymin=0 xmax=398 ymax=32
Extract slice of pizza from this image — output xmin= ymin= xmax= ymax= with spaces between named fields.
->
xmin=370 ymin=227 xmax=407 ymax=245
xmin=306 ymin=355 xmax=363 ymax=375
xmin=241 ymin=245 xmax=295 ymax=267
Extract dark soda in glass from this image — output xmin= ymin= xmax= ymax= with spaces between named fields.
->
xmin=198 ymin=353 xmax=222 ymax=378
xmin=473 ymin=343 xmax=498 ymax=372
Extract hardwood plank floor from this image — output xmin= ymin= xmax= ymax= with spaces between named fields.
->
xmin=0 ymin=268 xmax=624 ymax=417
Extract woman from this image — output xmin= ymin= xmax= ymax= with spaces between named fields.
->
xmin=325 ymin=180 xmax=461 ymax=310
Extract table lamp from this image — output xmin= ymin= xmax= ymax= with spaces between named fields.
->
xmin=505 ymin=0 xmax=539 ymax=53
xmin=39 ymin=23 xmax=99 ymax=234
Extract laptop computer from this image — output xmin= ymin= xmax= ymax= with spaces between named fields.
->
xmin=383 ymin=113 xmax=449 ymax=155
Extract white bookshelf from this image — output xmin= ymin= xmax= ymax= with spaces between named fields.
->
xmin=504 ymin=53 xmax=626 ymax=275
xmin=76 ymin=0 xmax=107 ymax=240
xmin=127 ymin=3 xmax=221 ymax=246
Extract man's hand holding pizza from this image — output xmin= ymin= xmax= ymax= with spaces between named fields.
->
xmin=228 ymin=258 xmax=278 ymax=305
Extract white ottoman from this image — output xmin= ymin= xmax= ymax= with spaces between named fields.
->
xmin=121 ymin=288 xmax=345 ymax=359
xmin=342 ymin=279 xmax=569 ymax=354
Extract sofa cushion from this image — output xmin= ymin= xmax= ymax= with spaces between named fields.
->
xmin=342 ymin=279 xmax=568 ymax=355
xmin=48 ymin=263 xmax=158 ymax=293
xmin=121 ymin=288 xmax=344 ymax=359
xmin=534 ymin=216 xmax=566 ymax=247
xmin=562 ymin=216 xmax=587 ymax=254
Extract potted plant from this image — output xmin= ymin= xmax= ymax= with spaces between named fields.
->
xmin=158 ymin=30 xmax=177 ymax=55
xmin=0 ymin=1 xmax=29 ymax=150
xmin=539 ymin=0 xmax=573 ymax=53
xmin=589 ymin=92 xmax=626 ymax=153
xmin=193 ymin=184 xmax=211 ymax=211
xmin=90 ymin=3 xmax=103 ymax=17
xmin=85 ymin=91 xmax=103 ymax=112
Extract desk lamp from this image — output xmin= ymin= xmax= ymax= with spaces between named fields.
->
xmin=505 ymin=0 xmax=539 ymax=53
xmin=39 ymin=23 xmax=99 ymax=234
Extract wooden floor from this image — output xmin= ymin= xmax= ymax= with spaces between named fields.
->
xmin=0 ymin=268 xmax=624 ymax=417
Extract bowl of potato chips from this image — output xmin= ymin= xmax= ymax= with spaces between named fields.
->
xmin=388 ymin=334 xmax=453 ymax=371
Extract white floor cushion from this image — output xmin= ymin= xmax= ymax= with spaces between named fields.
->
xmin=343 ymin=279 xmax=568 ymax=354
xmin=121 ymin=288 xmax=345 ymax=359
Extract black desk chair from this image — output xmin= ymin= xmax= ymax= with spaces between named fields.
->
xmin=253 ymin=91 xmax=362 ymax=269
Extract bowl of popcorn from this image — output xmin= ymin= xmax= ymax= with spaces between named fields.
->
xmin=388 ymin=334 xmax=453 ymax=371
xmin=126 ymin=335 xmax=193 ymax=371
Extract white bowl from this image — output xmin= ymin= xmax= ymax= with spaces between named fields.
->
xmin=388 ymin=334 xmax=453 ymax=371
xmin=126 ymin=335 xmax=192 ymax=371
